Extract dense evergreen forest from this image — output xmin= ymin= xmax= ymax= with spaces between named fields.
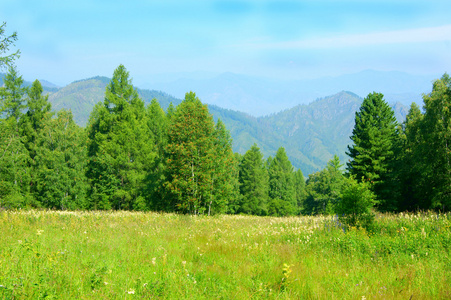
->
xmin=1 ymin=23 xmax=450 ymax=215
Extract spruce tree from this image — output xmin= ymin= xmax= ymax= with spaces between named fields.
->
xmin=420 ymin=74 xmax=451 ymax=209
xmin=0 ymin=65 xmax=27 ymax=121
xmin=86 ymin=65 xmax=155 ymax=210
xmin=267 ymin=147 xmax=296 ymax=216
xmin=238 ymin=143 xmax=268 ymax=215
xmin=145 ymin=98 xmax=168 ymax=210
xmin=34 ymin=110 xmax=89 ymax=209
xmin=346 ymin=92 xmax=398 ymax=211
xmin=211 ymin=119 xmax=240 ymax=215
xmin=164 ymin=92 xmax=216 ymax=214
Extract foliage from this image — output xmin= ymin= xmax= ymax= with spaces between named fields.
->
xmin=335 ymin=176 xmax=377 ymax=229
xmin=34 ymin=110 xmax=89 ymax=209
xmin=0 ymin=22 xmax=20 ymax=69
xmin=303 ymin=155 xmax=345 ymax=215
xmin=0 ymin=118 xmax=32 ymax=208
xmin=419 ymin=74 xmax=451 ymax=210
xmin=346 ymin=92 xmax=398 ymax=211
xmin=238 ymin=144 xmax=268 ymax=215
xmin=0 ymin=65 xmax=27 ymax=121
xmin=164 ymin=92 xmax=217 ymax=214
xmin=86 ymin=65 xmax=155 ymax=210
xmin=267 ymin=147 xmax=296 ymax=216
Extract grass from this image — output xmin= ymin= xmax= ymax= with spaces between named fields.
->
xmin=0 ymin=210 xmax=450 ymax=299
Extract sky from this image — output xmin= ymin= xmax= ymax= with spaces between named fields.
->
xmin=1 ymin=0 xmax=451 ymax=87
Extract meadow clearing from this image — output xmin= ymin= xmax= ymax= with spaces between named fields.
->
xmin=0 ymin=210 xmax=450 ymax=299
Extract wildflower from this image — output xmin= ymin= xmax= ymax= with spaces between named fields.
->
xmin=36 ymin=229 xmax=44 ymax=236
xmin=127 ymin=289 xmax=135 ymax=294
xmin=152 ymin=257 xmax=156 ymax=265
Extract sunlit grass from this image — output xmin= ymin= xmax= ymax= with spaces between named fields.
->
xmin=0 ymin=210 xmax=450 ymax=299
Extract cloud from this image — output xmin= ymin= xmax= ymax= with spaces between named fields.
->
xmin=251 ymin=25 xmax=451 ymax=49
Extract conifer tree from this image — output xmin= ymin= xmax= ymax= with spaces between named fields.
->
xmin=0 ymin=117 xmax=32 ymax=207
xmin=164 ymin=92 xmax=216 ymax=214
xmin=293 ymin=168 xmax=305 ymax=213
xmin=238 ymin=143 xmax=268 ymax=215
xmin=211 ymin=119 xmax=240 ymax=214
xmin=303 ymin=155 xmax=345 ymax=215
xmin=145 ymin=98 xmax=168 ymax=210
xmin=34 ymin=110 xmax=89 ymax=209
xmin=0 ymin=65 xmax=27 ymax=121
xmin=86 ymin=65 xmax=155 ymax=210
xmin=19 ymin=80 xmax=53 ymax=161
xmin=267 ymin=147 xmax=296 ymax=216
xmin=346 ymin=92 xmax=398 ymax=211
xmin=419 ymin=74 xmax=451 ymax=209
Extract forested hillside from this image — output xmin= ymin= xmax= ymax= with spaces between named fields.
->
xmin=5 ymin=74 xmax=409 ymax=174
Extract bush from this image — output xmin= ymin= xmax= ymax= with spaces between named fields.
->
xmin=336 ymin=177 xmax=376 ymax=230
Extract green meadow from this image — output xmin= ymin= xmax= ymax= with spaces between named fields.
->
xmin=1 ymin=210 xmax=450 ymax=299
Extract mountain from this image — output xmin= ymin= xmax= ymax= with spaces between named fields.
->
xmin=149 ymin=70 xmax=437 ymax=117
xmin=2 ymin=75 xmax=410 ymax=175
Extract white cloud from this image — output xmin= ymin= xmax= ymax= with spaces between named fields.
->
xmin=254 ymin=24 xmax=451 ymax=49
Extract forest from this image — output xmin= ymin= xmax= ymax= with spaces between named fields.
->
xmin=1 ymin=22 xmax=451 ymax=218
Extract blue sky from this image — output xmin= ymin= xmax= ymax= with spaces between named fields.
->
xmin=1 ymin=0 xmax=451 ymax=87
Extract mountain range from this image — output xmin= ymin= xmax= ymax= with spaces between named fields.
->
xmin=1 ymin=71 xmax=424 ymax=175
xmin=146 ymin=70 xmax=437 ymax=116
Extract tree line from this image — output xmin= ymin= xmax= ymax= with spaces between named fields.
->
xmin=1 ymin=23 xmax=450 ymax=215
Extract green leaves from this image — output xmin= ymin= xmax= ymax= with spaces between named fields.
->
xmin=86 ymin=65 xmax=155 ymax=210
xmin=346 ymin=92 xmax=398 ymax=211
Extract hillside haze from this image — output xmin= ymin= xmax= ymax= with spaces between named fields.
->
xmin=148 ymin=70 xmax=435 ymax=116
xmin=1 ymin=73 xmax=411 ymax=174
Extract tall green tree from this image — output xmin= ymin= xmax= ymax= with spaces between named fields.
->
xmin=34 ymin=110 xmax=89 ymax=209
xmin=267 ymin=147 xmax=296 ymax=216
xmin=145 ymin=98 xmax=169 ymax=210
xmin=396 ymin=103 xmax=426 ymax=210
xmin=303 ymin=155 xmax=345 ymax=215
xmin=86 ymin=65 xmax=155 ymax=210
xmin=211 ymin=119 xmax=240 ymax=215
xmin=0 ymin=22 xmax=20 ymax=69
xmin=238 ymin=143 xmax=268 ymax=215
xmin=0 ymin=117 xmax=32 ymax=207
xmin=0 ymin=65 xmax=27 ymax=121
xmin=419 ymin=74 xmax=451 ymax=209
xmin=346 ymin=92 xmax=398 ymax=211
xmin=19 ymin=80 xmax=53 ymax=161
xmin=293 ymin=168 xmax=306 ymax=213
xmin=164 ymin=92 xmax=217 ymax=214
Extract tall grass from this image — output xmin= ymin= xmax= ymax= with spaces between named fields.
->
xmin=0 ymin=210 xmax=450 ymax=299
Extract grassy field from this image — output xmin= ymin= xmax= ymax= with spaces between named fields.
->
xmin=0 ymin=210 xmax=450 ymax=299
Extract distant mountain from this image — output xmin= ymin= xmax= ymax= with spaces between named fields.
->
xmin=2 ymin=74 xmax=411 ymax=175
xmin=150 ymin=70 xmax=437 ymax=116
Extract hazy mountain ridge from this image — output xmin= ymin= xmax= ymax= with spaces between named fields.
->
xmin=149 ymin=69 xmax=437 ymax=117
xmin=1 ymin=73 xmax=411 ymax=174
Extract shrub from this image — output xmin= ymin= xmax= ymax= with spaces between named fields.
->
xmin=336 ymin=177 xmax=376 ymax=230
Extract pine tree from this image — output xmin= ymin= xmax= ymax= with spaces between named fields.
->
xmin=267 ymin=147 xmax=296 ymax=216
xmin=164 ymin=92 xmax=216 ymax=214
xmin=0 ymin=117 xmax=32 ymax=207
xmin=0 ymin=65 xmax=27 ymax=121
xmin=346 ymin=92 xmax=398 ymax=211
xmin=293 ymin=168 xmax=305 ymax=213
xmin=303 ymin=155 xmax=345 ymax=215
xmin=145 ymin=98 xmax=169 ymax=210
xmin=238 ymin=143 xmax=268 ymax=215
xmin=396 ymin=103 xmax=426 ymax=210
xmin=419 ymin=74 xmax=451 ymax=209
xmin=86 ymin=65 xmax=155 ymax=210
xmin=19 ymin=79 xmax=53 ymax=161
xmin=34 ymin=110 xmax=89 ymax=209
xmin=0 ymin=22 xmax=20 ymax=69
xmin=210 ymin=119 xmax=240 ymax=215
